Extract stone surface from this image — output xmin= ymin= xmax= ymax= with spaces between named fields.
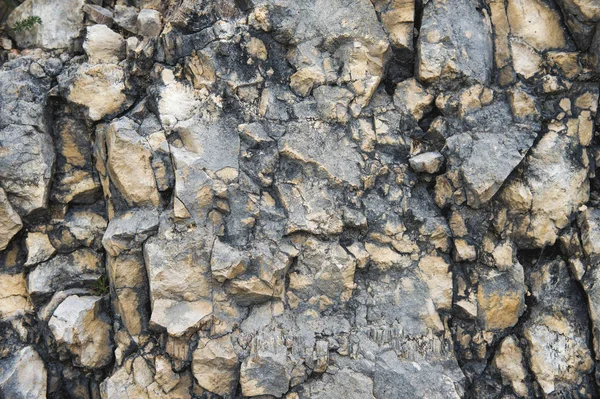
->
xmin=137 ymin=9 xmax=162 ymax=37
xmin=192 ymin=334 xmax=238 ymax=398
xmin=28 ymin=248 xmax=104 ymax=302
xmin=1 ymin=1 xmax=600 ymax=397
xmin=83 ymin=24 xmax=124 ymax=64
xmin=0 ymin=346 xmax=47 ymax=399
xmin=49 ymin=295 xmax=113 ymax=369
xmin=0 ymin=188 xmax=22 ymax=251
xmin=416 ymin=0 xmax=493 ymax=85
xmin=7 ymin=0 xmax=85 ymax=49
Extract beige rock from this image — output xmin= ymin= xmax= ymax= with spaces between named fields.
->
xmin=0 ymin=273 xmax=31 ymax=319
xmin=49 ymin=295 xmax=113 ymax=368
xmin=507 ymin=0 xmax=567 ymax=51
xmin=211 ymin=239 xmax=247 ymax=283
xmin=525 ymin=316 xmax=593 ymax=394
xmin=510 ymin=39 xmax=543 ymax=79
xmin=0 ymin=346 xmax=47 ymax=399
xmin=393 ymin=78 xmax=434 ymax=120
xmin=377 ymin=0 xmax=415 ymax=49
xmin=493 ymin=336 xmax=529 ymax=397
xmin=454 ymin=239 xmax=477 ymax=262
xmin=0 ymin=187 xmax=22 ymax=251
xmin=546 ymin=51 xmax=582 ymax=79
xmin=417 ymin=256 xmax=452 ymax=311
xmin=477 ymin=265 xmax=525 ymax=331
xmin=504 ymin=131 xmax=589 ymax=247
xmin=137 ymin=9 xmax=162 ymax=37
xmin=365 ymin=242 xmax=412 ymax=271
xmin=105 ymin=119 xmax=160 ymax=207
xmin=83 ymin=24 xmax=124 ymax=64
xmin=192 ymin=334 xmax=238 ymax=398
xmin=184 ymin=50 xmax=216 ymax=90
xmin=67 ymin=64 xmax=127 ymax=121
xmin=24 ymin=232 xmax=56 ymax=266
xmin=107 ymin=253 xmax=148 ymax=336
xmin=7 ymin=0 xmax=85 ymax=49
xmin=488 ymin=0 xmax=513 ymax=85
xmin=409 ymin=152 xmax=444 ymax=174
xmin=247 ymin=37 xmax=267 ymax=61
xmin=289 ymin=67 xmax=326 ymax=97
xmin=507 ymin=86 xmax=539 ymax=122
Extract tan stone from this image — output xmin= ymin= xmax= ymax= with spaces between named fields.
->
xmin=510 ymin=39 xmax=543 ymax=79
xmin=83 ymin=24 xmax=124 ymax=64
xmin=507 ymin=0 xmax=567 ymax=51
xmin=365 ymin=242 xmax=412 ymax=271
xmin=454 ymin=239 xmax=477 ymax=262
xmin=393 ymin=78 xmax=434 ymax=120
xmin=0 ymin=187 xmax=22 ymax=251
xmin=508 ymin=86 xmax=539 ymax=121
xmin=0 ymin=273 xmax=31 ymax=319
xmin=417 ymin=256 xmax=452 ymax=311
xmin=247 ymin=37 xmax=267 ymax=61
xmin=192 ymin=334 xmax=238 ymax=397
xmin=49 ymin=295 xmax=113 ymax=368
xmin=106 ymin=119 xmax=160 ymax=207
xmin=24 ymin=232 xmax=56 ymax=267
xmin=493 ymin=336 xmax=529 ymax=397
xmin=377 ymin=0 xmax=415 ymax=49
xmin=67 ymin=64 xmax=127 ymax=121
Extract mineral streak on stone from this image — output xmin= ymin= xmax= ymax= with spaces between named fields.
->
xmin=1 ymin=0 xmax=600 ymax=397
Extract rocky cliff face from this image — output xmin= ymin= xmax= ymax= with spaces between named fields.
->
xmin=0 ymin=0 xmax=600 ymax=398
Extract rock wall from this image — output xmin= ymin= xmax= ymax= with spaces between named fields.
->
xmin=0 ymin=0 xmax=600 ymax=398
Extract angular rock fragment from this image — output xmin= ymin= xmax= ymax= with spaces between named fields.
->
xmin=24 ymin=232 xmax=55 ymax=266
xmin=143 ymin=226 xmax=213 ymax=337
xmin=28 ymin=248 xmax=104 ymax=303
xmin=102 ymin=209 xmax=159 ymax=257
xmin=241 ymin=331 xmax=290 ymax=398
xmin=192 ymin=334 xmax=238 ymax=398
xmin=7 ymin=0 xmax=85 ymax=49
xmin=137 ymin=9 xmax=162 ymax=37
xmin=210 ymin=239 xmax=247 ymax=283
xmin=416 ymin=0 xmax=493 ymax=85
xmin=0 ymin=346 xmax=47 ymax=399
xmin=0 ymin=273 xmax=31 ymax=319
xmin=105 ymin=118 xmax=160 ymax=208
xmin=62 ymin=63 xmax=128 ymax=121
xmin=0 ymin=188 xmax=22 ymax=251
xmin=0 ymin=124 xmax=55 ymax=215
xmin=49 ymin=295 xmax=113 ymax=368
xmin=83 ymin=24 xmax=125 ymax=64
xmin=409 ymin=152 xmax=444 ymax=174
xmin=524 ymin=259 xmax=594 ymax=396
xmin=493 ymin=336 xmax=529 ymax=397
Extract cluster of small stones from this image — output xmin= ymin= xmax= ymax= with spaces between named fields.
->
xmin=0 ymin=0 xmax=600 ymax=398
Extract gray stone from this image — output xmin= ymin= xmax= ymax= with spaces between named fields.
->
xmin=7 ymin=0 xmax=85 ymax=49
xmin=28 ymin=248 xmax=104 ymax=302
xmin=409 ymin=152 xmax=444 ymax=174
xmin=0 ymin=346 xmax=47 ymax=399
xmin=137 ymin=9 xmax=162 ymax=37
xmin=0 ymin=124 xmax=55 ymax=216
xmin=416 ymin=0 xmax=493 ymax=85
xmin=49 ymin=295 xmax=113 ymax=369
xmin=102 ymin=209 xmax=159 ymax=257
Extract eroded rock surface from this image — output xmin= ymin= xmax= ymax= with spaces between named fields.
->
xmin=1 ymin=0 xmax=600 ymax=397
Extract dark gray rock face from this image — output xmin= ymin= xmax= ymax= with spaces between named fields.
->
xmin=1 ymin=0 xmax=600 ymax=398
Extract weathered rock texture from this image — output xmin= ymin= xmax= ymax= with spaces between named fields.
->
xmin=1 ymin=0 xmax=600 ymax=398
